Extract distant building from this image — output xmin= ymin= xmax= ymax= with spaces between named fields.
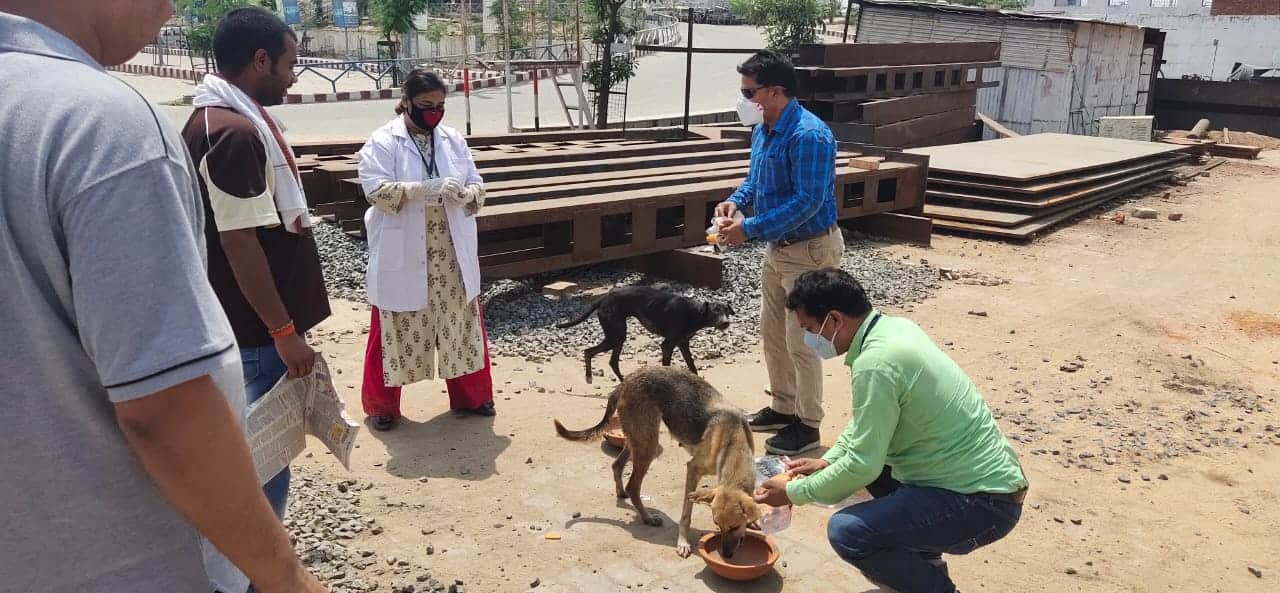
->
xmin=853 ymin=0 xmax=1164 ymax=136
xmin=1025 ymin=0 xmax=1280 ymax=79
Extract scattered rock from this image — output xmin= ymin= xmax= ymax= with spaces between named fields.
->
xmin=1158 ymin=474 xmax=1169 ymax=481
xmin=968 ymin=310 xmax=989 ymax=317
xmin=1133 ymin=207 xmax=1158 ymax=220
xmin=530 ymin=578 xmax=542 ymax=588
xmin=1168 ymin=212 xmax=1183 ymax=221
xmin=1065 ymin=567 xmax=1078 ymax=575
xmin=1070 ymin=518 xmax=1084 ymax=526
xmin=314 ymin=224 xmax=940 ymax=367
xmin=1118 ymin=475 xmax=1131 ymax=484
xmin=1248 ymin=565 xmax=1263 ymax=578
xmin=1060 ymin=361 xmax=1085 ymax=373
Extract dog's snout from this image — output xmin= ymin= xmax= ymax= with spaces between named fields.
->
xmin=720 ymin=533 xmax=744 ymax=559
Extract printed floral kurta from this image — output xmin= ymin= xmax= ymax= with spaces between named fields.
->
xmin=367 ymin=132 xmax=485 ymax=386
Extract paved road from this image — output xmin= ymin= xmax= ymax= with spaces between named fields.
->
xmin=124 ymin=24 xmax=767 ymax=142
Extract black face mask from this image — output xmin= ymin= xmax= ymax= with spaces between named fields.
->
xmin=409 ymin=104 xmax=445 ymax=130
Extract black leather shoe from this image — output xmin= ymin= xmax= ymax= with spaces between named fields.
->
xmin=369 ymin=415 xmax=397 ymax=432
xmin=765 ymin=422 xmax=820 ymax=455
xmin=468 ymin=402 xmax=496 ymax=417
xmin=747 ymin=406 xmax=797 ymax=432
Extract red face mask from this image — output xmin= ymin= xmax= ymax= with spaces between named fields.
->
xmin=411 ymin=105 xmax=445 ymax=130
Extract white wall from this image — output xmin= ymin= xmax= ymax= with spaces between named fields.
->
xmin=1124 ymin=15 xmax=1280 ymax=79
xmin=1026 ymin=11 xmax=1280 ymax=79
xmin=1027 ymin=0 xmax=1211 ymax=18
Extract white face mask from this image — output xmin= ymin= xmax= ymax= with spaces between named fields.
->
xmin=735 ymin=95 xmax=764 ymax=126
xmin=803 ymin=315 xmax=840 ymax=360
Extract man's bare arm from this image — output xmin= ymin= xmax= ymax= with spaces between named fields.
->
xmin=115 ymin=376 xmax=326 ymax=593
xmin=220 ymin=229 xmax=315 ymax=377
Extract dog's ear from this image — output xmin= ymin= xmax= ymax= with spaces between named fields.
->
xmin=740 ymin=497 xmax=763 ymax=524
xmin=688 ymin=487 xmax=717 ymax=505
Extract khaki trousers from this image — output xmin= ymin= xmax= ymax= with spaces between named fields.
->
xmin=760 ymin=227 xmax=845 ymax=428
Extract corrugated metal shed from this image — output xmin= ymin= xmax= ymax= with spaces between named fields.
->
xmin=855 ymin=0 xmax=1155 ymax=136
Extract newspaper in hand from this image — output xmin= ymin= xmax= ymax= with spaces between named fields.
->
xmin=246 ymin=355 xmax=360 ymax=485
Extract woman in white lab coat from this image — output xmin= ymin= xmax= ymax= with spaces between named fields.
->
xmin=358 ymin=69 xmax=494 ymax=431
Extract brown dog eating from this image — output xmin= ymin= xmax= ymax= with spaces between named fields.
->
xmin=554 ymin=366 xmax=761 ymax=558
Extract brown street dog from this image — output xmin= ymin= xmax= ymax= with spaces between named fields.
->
xmin=554 ymin=366 xmax=762 ymax=558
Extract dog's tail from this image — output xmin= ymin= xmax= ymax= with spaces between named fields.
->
xmin=555 ymin=298 xmax=602 ymax=329
xmin=554 ymin=388 xmax=621 ymax=442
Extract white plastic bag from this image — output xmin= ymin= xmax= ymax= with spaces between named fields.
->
xmin=705 ymin=212 xmax=745 ymax=252
xmin=753 ymin=455 xmax=793 ymax=534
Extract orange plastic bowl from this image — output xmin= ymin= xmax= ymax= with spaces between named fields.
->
xmin=603 ymin=415 xmax=626 ymax=449
xmin=697 ymin=531 xmax=779 ymax=581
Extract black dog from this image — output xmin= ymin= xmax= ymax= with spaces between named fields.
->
xmin=556 ymin=286 xmax=735 ymax=383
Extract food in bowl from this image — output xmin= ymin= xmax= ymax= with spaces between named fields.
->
xmin=697 ymin=531 xmax=779 ymax=581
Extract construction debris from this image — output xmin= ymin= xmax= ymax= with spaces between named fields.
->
xmin=1160 ymin=137 xmax=1263 ymax=160
xmin=1188 ymin=118 xmax=1211 ymax=139
xmin=906 ymin=134 xmax=1191 ymax=240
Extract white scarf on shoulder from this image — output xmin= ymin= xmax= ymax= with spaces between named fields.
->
xmin=192 ymin=74 xmax=309 ymax=232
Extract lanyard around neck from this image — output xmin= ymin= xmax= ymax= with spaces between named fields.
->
xmin=410 ymin=133 xmax=438 ymax=179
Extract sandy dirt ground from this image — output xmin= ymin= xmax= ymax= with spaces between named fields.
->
xmin=290 ymin=156 xmax=1280 ymax=593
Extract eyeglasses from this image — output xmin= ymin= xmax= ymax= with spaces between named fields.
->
xmin=740 ymin=86 xmax=766 ymax=99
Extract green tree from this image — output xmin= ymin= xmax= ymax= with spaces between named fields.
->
xmin=424 ymin=19 xmax=450 ymax=56
xmin=175 ymin=0 xmax=277 ymax=54
xmin=371 ymin=0 xmax=429 ymax=57
xmin=728 ymin=0 xmax=823 ymax=54
xmin=489 ymin=0 xmax=531 ymax=52
xmin=584 ymin=0 xmax=635 ymax=128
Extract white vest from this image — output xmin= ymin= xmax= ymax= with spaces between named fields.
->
xmin=358 ymin=118 xmax=482 ymax=312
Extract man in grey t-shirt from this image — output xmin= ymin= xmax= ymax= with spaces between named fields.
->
xmin=0 ymin=2 xmax=327 ymax=592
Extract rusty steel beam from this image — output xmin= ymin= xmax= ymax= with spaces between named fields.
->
xmin=795 ymin=42 xmax=1001 ymax=68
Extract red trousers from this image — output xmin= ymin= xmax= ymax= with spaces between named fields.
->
xmin=361 ymin=303 xmax=494 ymax=417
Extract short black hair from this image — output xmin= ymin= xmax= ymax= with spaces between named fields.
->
xmin=395 ymin=69 xmax=449 ymax=114
xmin=213 ymin=6 xmax=297 ymax=76
xmin=736 ymin=50 xmax=797 ymax=97
xmin=785 ymin=268 xmax=872 ymax=319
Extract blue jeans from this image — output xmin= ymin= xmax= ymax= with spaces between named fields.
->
xmin=827 ymin=468 xmax=1022 ymax=593
xmin=241 ymin=345 xmax=291 ymax=519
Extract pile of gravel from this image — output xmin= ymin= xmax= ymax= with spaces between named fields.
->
xmin=312 ymin=222 xmax=940 ymax=367
xmin=481 ymin=240 xmax=940 ymax=365
xmin=313 ymin=222 xmax=370 ymax=303
xmin=287 ymin=466 xmax=451 ymax=593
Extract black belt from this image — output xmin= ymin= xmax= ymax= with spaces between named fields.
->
xmin=775 ymin=224 xmax=836 ymax=247
xmin=979 ymin=487 xmax=1028 ymax=505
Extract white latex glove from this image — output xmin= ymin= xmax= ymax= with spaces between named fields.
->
xmin=405 ymin=178 xmax=463 ymax=203
xmin=446 ymin=183 xmax=484 ymax=211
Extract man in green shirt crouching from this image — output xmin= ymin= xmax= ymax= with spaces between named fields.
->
xmin=753 ymin=268 xmax=1027 ymax=593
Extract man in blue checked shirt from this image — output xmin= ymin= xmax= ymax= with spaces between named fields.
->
xmin=715 ymin=50 xmax=844 ymax=456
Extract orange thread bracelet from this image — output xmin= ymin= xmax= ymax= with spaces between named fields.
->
xmin=269 ymin=320 xmax=295 ymax=340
